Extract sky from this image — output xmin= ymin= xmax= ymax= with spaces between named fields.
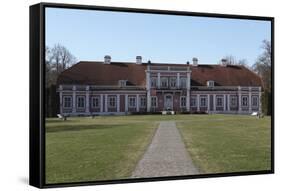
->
xmin=46 ymin=7 xmax=271 ymax=66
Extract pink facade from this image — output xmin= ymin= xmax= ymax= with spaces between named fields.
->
xmin=58 ymin=59 xmax=263 ymax=116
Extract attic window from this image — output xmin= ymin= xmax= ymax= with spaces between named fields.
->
xmin=119 ymin=80 xmax=127 ymax=87
xmin=207 ymin=80 xmax=215 ymax=87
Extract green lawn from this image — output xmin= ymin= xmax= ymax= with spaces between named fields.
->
xmin=46 ymin=114 xmax=271 ymax=184
xmin=177 ymin=114 xmax=271 ymax=174
xmin=46 ymin=116 xmax=158 ymax=184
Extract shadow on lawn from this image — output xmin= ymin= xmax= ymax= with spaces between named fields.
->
xmin=46 ymin=124 xmax=125 ymax=133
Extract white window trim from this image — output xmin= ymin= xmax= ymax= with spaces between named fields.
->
xmin=216 ymin=95 xmax=224 ymax=107
xmin=242 ymin=96 xmax=249 ymax=107
xmin=180 ymin=77 xmax=187 ymax=88
xmin=151 ymin=96 xmax=158 ymax=108
xmin=150 ymin=77 xmax=157 ymax=87
xmin=252 ymin=96 xmax=259 ymax=107
xmin=63 ymin=96 xmax=72 ymax=109
xmin=161 ymin=77 xmax=168 ymax=88
xmin=91 ymin=96 xmax=100 ymax=108
xmin=140 ymin=96 xmax=146 ymax=108
xmin=170 ymin=77 xmax=177 ymax=88
xmin=128 ymin=96 xmax=137 ymax=108
xmin=119 ymin=80 xmax=127 ymax=87
xmin=190 ymin=96 xmax=197 ymax=107
xmin=200 ymin=96 xmax=207 ymax=107
xmin=180 ymin=96 xmax=186 ymax=108
xmin=230 ymin=95 xmax=237 ymax=107
xmin=77 ymin=96 xmax=86 ymax=109
xmin=108 ymin=96 xmax=117 ymax=108
xmin=207 ymin=80 xmax=215 ymax=87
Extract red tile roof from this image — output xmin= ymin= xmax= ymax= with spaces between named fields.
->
xmin=57 ymin=61 xmax=263 ymax=87
xmin=190 ymin=64 xmax=263 ymax=87
xmin=57 ymin=61 xmax=147 ymax=86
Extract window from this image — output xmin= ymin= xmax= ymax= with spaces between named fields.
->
xmin=151 ymin=96 xmax=157 ymax=107
xmin=200 ymin=96 xmax=207 ymax=107
xmin=252 ymin=96 xmax=258 ymax=107
xmin=150 ymin=77 xmax=157 ymax=87
xmin=170 ymin=77 xmax=177 ymax=88
xmin=140 ymin=97 xmax=146 ymax=108
xmin=161 ymin=77 xmax=168 ymax=88
xmin=180 ymin=96 xmax=186 ymax=107
xmin=108 ymin=96 xmax=116 ymax=108
xmin=242 ymin=96 xmax=248 ymax=107
xmin=92 ymin=96 xmax=100 ymax=108
xmin=129 ymin=96 xmax=136 ymax=108
xmin=119 ymin=80 xmax=127 ymax=87
xmin=77 ymin=96 xmax=85 ymax=108
xmin=216 ymin=96 xmax=223 ymax=107
xmin=180 ymin=78 xmax=187 ymax=88
xmin=190 ymin=96 xmax=196 ymax=107
xmin=63 ymin=96 xmax=72 ymax=108
xmin=207 ymin=80 xmax=214 ymax=87
xmin=230 ymin=96 xmax=237 ymax=107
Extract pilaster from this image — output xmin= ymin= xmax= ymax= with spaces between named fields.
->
xmin=238 ymin=86 xmax=242 ymax=113
xmin=59 ymin=85 xmax=63 ymax=114
xmin=176 ymin=73 xmax=180 ymax=88
xmin=224 ymin=94 xmax=227 ymax=111
xmin=197 ymin=94 xmax=200 ymax=112
xmin=85 ymin=85 xmax=90 ymax=113
xmin=125 ymin=94 xmax=128 ymax=112
xmin=146 ymin=68 xmax=151 ymax=112
xmin=104 ymin=94 xmax=108 ymax=112
xmin=207 ymin=94 xmax=210 ymax=112
xmin=117 ymin=94 xmax=120 ymax=112
xmin=136 ymin=94 xmax=139 ymax=112
xmin=157 ymin=72 xmax=161 ymax=89
xmin=72 ymin=85 xmax=76 ymax=113
xmin=249 ymin=87 xmax=252 ymax=113
xmin=213 ymin=94 xmax=216 ymax=112
xmin=186 ymin=90 xmax=190 ymax=112
xmin=100 ymin=94 xmax=103 ymax=112
xmin=227 ymin=94 xmax=230 ymax=111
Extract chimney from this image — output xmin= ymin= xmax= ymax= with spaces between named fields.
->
xmin=186 ymin=61 xmax=190 ymax=65
xmin=104 ymin=55 xmax=111 ymax=64
xmin=221 ymin=58 xmax=227 ymax=66
xmin=192 ymin=57 xmax=198 ymax=66
xmin=136 ymin=56 xmax=142 ymax=64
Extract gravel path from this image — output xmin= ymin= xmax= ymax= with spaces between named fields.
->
xmin=131 ymin=121 xmax=199 ymax=178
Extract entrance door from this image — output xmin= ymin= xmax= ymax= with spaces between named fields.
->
xmin=164 ymin=94 xmax=173 ymax=110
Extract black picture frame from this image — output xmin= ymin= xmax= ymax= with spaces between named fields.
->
xmin=30 ymin=2 xmax=274 ymax=188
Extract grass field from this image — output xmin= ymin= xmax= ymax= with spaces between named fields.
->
xmin=46 ymin=114 xmax=271 ymax=184
xmin=177 ymin=115 xmax=271 ymax=174
xmin=46 ymin=116 xmax=158 ymax=184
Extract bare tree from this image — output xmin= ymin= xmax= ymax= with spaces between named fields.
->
xmin=220 ymin=55 xmax=236 ymax=65
xmin=45 ymin=46 xmax=56 ymax=87
xmin=45 ymin=44 xmax=77 ymax=117
xmin=220 ymin=55 xmax=249 ymax=67
xmin=252 ymin=40 xmax=272 ymax=115
xmin=45 ymin=44 xmax=77 ymax=87
xmin=252 ymin=40 xmax=271 ymax=90
xmin=50 ymin=44 xmax=77 ymax=74
xmin=237 ymin=59 xmax=248 ymax=66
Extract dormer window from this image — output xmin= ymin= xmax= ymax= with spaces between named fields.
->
xmin=119 ymin=80 xmax=127 ymax=87
xmin=207 ymin=80 xmax=215 ymax=87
